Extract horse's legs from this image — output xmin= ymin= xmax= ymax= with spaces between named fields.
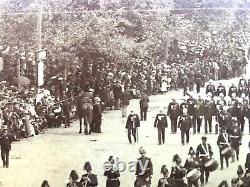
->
xmin=83 ymin=117 xmax=88 ymax=135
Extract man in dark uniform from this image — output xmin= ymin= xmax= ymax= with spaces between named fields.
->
xmin=218 ymin=107 xmax=232 ymax=131
xmin=228 ymin=83 xmax=238 ymax=97
xmin=187 ymin=95 xmax=197 ymax=134
xmin=196 ymin=136 xmax=213 ymax=186
xmin=154 ymin=109 xmax=168 ymax=145
xmin=167 ymin=99 xmax=180 ymax=134
xmin=236 ymin=102 xmax=247 ymax=133
xmin=61 ymin=96 xmax=71 ymax=128
xmin=228 ymin=119 xmax=242 ymax=162
xmin=183 ymin=75 xmax=189 ymax=96
xmin=139 ymin=93 xmax=149 ymax=121
xmin=121 ymin=89 xmax=130 ymax=118
xmin=206 ymin=80 xmax=216 ymax=96
xmin=238 ymin=85 xmax=247 ymax=97
xmin=0 ymin=125 xmax=13 ymax=168
xmin=196 ymin=95 xmax=205 ymax=133
xmin=204 ymin=99 xmax=216 ymax=134
xmin=239 ymin=76 xmax=247 ymax=87
xmin=217 ymin=83 xmax=226 ymax=97
xmin=134 ymin=147 xmax=153 ymax=187
xmin=125 ymin=110 xmax=140 ymax=144
xmin=217 ymin=127 xmax=231 ymax=170
xmin=195 ymin=71 xmax=203 ymax=93
xmin=178 ymin=108 xmax=192 ymax=145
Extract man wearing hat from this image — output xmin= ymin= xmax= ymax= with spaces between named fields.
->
xmin=204 ymin=98 xmax=216 ymax=134
xmin=104 ymin=156 xmax=120 ymax=187
xmin=216 ymin=83 xmax=226 ymax=97
xmin=206 ymin=80 xmax=216 ymax=97
xmin=0 ymin=125 xmax=14 ymax=168
xmin=61 ymin=96 xmax=71 ymax=128
xmin=134 ymin=147 xmax=153 ymax=187
xmin=217 ymin=127 xmax=231 ymax=170
xmin=184 ymin=147 xmax=201 ymax=187
xmin=237 ymin=84 xmax=247 ymax=98
xmin=236 ymin=102 xmax=247 ymax=133
xmin=178 ymin=108 xmax=192 ymax=145
xmin=139 ymin=92 xmax=149 ymax=121
xmin=196 ymin=136 xmax=213 ymax=186
xmin=228 ymin=119 xmax=242 ymax=162
xmin=81 ymin=161 xmax=98 ymax=187
xmin=218 ymin=107 xmax=232 ymax=131
xmin=154 ymin=108 xmax=168 ymax=145
xmin=167 ymin=99 xmax=180 ymax=134
xmin=125 ymin=110 xmax=140 ymax=144
xmin=91 ymin=97 xmax=102 ymax=133
xmin=66 ymin=170 xmax=82 ymax=187
xmin=228 ymin=83 xmax=238 ymax=97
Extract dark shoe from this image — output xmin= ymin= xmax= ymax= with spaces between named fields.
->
xmin=220 ymin=167 xmax=223 ymax=170
xmin=201 ymin=183 xmax=204 ymax=186
xmin=79 ymin=130 xmax=82 ymax=134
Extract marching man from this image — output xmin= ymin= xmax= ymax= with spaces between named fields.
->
xmin=134 ymin=147 xmax=153 ymax=187
xmin=228 ymin=119 xmax=242 ymax=162
xmin=154 ymin=108 xmax=168 ymax=145
xmin=217 ymin=127 xmax=231 ymax=170
xmin=178 ymin=108 xmax=192 ymax=145
xmin=167 ymin=99 xmax=180 ymax=134
xmin=125 ymin=110 xmax=140 ymax=144
xmin=196 ymin=136 xmax=213 ymax=186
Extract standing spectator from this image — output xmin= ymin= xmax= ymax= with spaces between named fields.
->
xmin=121 ymin=90 xmax=130 ymax=118
xmin=139 ymin=92 xmax=149 ymax=121
xmin=112 ymin=81 xmax=122 ymax=110
xmin=91 ymin=97 xmax=102 ymax=133
xmin=0 ymin=125 xmax=14 ymax=168
xmin=61 ymin=96 xmax=71 ymax=128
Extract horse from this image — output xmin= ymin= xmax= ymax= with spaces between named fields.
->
xmin=77 ymin=92 xmax=93 ymax=135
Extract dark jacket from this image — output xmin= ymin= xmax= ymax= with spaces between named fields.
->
xmin=0 ymin=133 xmax=13 ymax=150
xmin=178 ymin=114 xmax=192 ymax=131
xmin=125 ymin=114 xmax=140 ymax=129
xmin=217 ymin=85 xmax=226 ymax=96
xmin=206 ymin=84 xmax=215 ymax=95
xmin=80 ymin=174 xmax=98 ymax=187
xmin=217 ymin=132 xmax=230 ymax=149
xmin=121 ymin=91 xmax=130 ymax=106
xmin=196 ymin=143 xmax=213 ymax=159
xmin=140 ymin=95 xmax=149 ymax=109
xmin=245 ymin=153 xmax=250 ymax=171
xmin=228 ymin=86 xmax=237 ymax=97
xmin=104 ymin=169 xmax=120 ymax=187
xmin=154 ymin=113 xmax=168 ymax=129
xmin=167 ymin=102 xmax=180 ymax=118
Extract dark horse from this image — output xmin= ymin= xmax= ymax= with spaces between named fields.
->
xmin=77 ymin=91 xmax=93 ymax=135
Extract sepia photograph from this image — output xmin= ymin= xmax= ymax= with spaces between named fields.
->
xmin=0 ymin=0 xmax=250 ymax=186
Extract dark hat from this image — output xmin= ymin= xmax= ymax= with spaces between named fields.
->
xmin=237 ymin=165 xmax=244 ymax=175
xmin=108 ymin=156 xmax=114 ymax=163
xmin=83 ymin=161 xmax=92 ymax=171
xmin=188 ymin=147 xmax=195 ymax=155
xmin=160 ymin=165 xmax=168 ymax=175
xmin=201 ymin=136 xmax=207 ymax=141
xmin=69 ymin=170 xmax=79 ymax=181
xmin=231 ymin=178 xmax=239 ymax=184
xmin=173 ymin=154 xmax=181 ymax=164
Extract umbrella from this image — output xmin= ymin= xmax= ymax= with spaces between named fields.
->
xmin=14 ymin=76 xmax=30 ymax=85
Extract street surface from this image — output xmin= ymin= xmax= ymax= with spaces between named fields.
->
xmin=1 ymin=73 xmax=250 ymax=187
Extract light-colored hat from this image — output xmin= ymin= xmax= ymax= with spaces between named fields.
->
xmin=89 ymin=88 xmax=94 ymax=93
